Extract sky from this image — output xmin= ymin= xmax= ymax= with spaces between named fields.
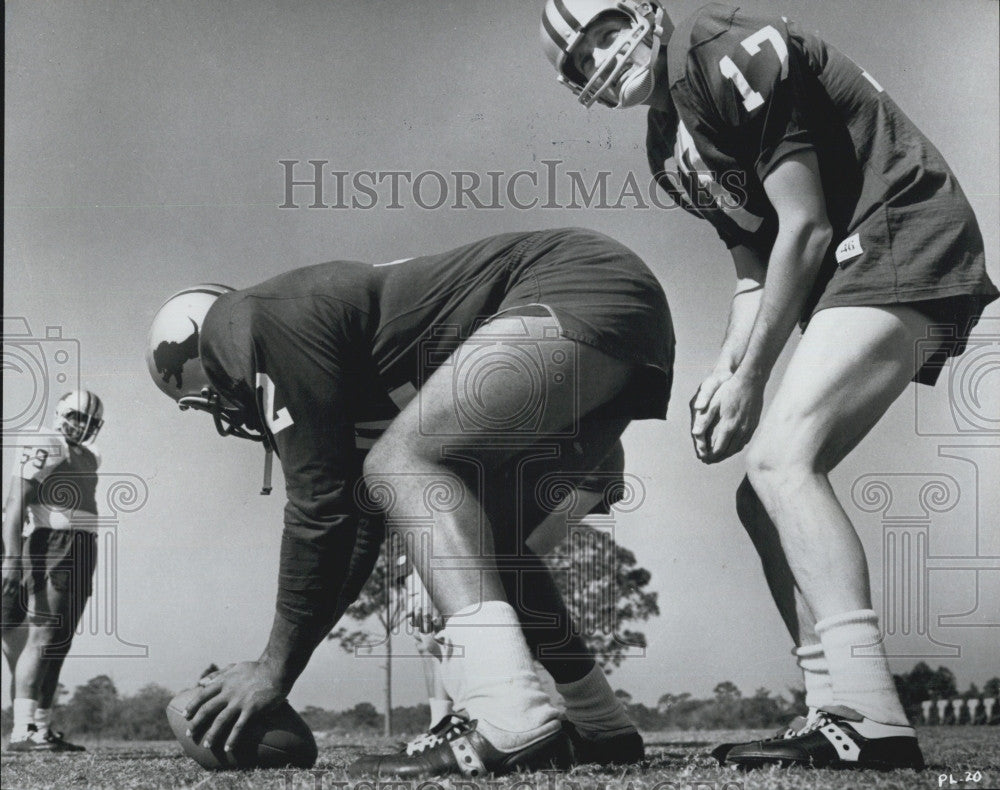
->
xmin=3 ymin=1 xmax=998 ymax=712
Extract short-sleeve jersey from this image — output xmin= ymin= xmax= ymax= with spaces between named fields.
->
xmin=199 ymin=228 xmax=663 ymax=628
xmin=647 ymin=3 xmax=992 ymax=295
xmin=16 ymin=432 xmax=100 ymax=532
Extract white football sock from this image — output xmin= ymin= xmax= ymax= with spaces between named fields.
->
xmin=437 ymin=601 xmax=561 ymax=750
xmin=556 ymin=664 xmax=634 ymax=738
xmin=34 ymin=707 xmax=52 ymax=736
xmin=794 ymin=642 xmax=834 ymax=712
xmin=13 ymin=698 xmax=37 ymax=737
xmin=816 ymin=609 xmax=908 ymax=726
xmin=429 ymin=697 xmax=453 ymax=728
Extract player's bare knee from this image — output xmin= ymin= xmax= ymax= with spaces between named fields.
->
xmin=364 ymin=433 xmax=435 ymax=487
xmin=362 ymin=437 xmax=396 ymax=486
xmin=746 ymin=436 xmax=811 ymax=497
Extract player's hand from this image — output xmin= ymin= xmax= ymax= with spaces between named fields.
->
xmin=197 ymin=663 xmax=235 ymax=686
xmin=690 ymin=367 xmax=732 ymax=460
xmin=183 ymin=661 xmax=285 ymax=753
xmin=699 ymin=372 xmax=764 ymax=464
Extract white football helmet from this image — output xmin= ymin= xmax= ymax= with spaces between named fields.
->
xmin=541 ymin=0 xmax=666 ymax=108
xmin=147 ymin=284 xmax=262 ymax=442
xmin=55 ymin=390 xmax=104 ymax=444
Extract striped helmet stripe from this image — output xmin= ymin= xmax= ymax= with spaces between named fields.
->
xmin=553 ymin=0 xmax=581 ymax=30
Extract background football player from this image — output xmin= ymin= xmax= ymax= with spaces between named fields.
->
xmin=543 ymin=0 xmax=998 ymax=771
xmin=2 ymin=390 xmax=104 ymax=753
xmin=147 ymin=227 xmax=673 ymax=777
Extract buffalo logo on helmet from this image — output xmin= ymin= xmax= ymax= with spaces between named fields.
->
xmin=146 ymin=284 xmax=233 ymax=405
xmin=148 ymin=284 xmax=273 ymax=449
xmin=153 ymin=317 xmax=199 ymax=390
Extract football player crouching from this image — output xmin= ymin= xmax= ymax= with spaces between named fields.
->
xmin=2 ymin=391 xmax=104 ymax=753
xmin=147 ymin=227 xmax=673 ymax=777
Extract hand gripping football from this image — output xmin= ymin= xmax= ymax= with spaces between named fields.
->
xmin=166 ymin=687 xmax=318 ymax=770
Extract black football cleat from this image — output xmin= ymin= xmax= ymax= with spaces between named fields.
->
xmin=393 ymin=713 xmax=470 ymax=757
xmin=6 ymin=726 xmax=87 ymax=753
xmin=562 ymin=721 xmax=644 ymax=765
xmin=42 ymin=730 xmax=87 ymax=752
xmin=709 ymin=714 xmax=808 ymax=764
xmin=347 ymin=716 xmax=572 ymax=779
xmin=724 ymin=708 xmax=924 ymax=770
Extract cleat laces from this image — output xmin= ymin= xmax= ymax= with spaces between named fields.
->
xmin=404 ymin=714 xmax=470 ymax=756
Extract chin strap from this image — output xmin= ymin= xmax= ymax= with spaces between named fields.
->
xmin=261 ymin=446 xmax=274 ymax=496
xmin=179 ymin=387 xmax=274 ymax=494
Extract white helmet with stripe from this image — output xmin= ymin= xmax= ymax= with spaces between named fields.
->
xmin=541 ymin=0 xmax=665 ymax=108
xmin=55 ymin=389 xmax=104 ymax=444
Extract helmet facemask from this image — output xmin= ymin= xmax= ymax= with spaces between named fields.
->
xmin=542 ymin=1 xmax=665 ymax=109
xmin=177 ymin=387 xmax=266 ymax=443
xmin=577 ymin=10 xmax=662 ymax=108
xmin=55 ymin=391 xmax=104 ymax=445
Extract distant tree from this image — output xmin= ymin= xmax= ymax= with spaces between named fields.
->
xmin=713 ymin=681 xmax=742 ymax=703
xmin=984 ymin=678 xmax=1000 ymax=698
xmin=62 ymin=675 xmax=120 ymax=738
xmin=657 ymin=692 xmax=689 ymax=715
xmin=894 ymin=662 xmax=961 ymax=720
xmin=300 ymin=705 xmax=342 ymax=732
xmin=327 ymin=523 xmax=403 ymax=737
xmin=343 ymin=701 xmax=382 ymax=730
xmin=390 ymin=704 xmax=433 ymax=735
xmin=928 ymin=666 xmax=958 ymax=699
xmin=117 ymin=684 xmax=175 ymax=740
xmin=614 ymin=689 xmax=633 ymax=705
xmin=547 ymin=531 xmax=659 ymax=673
xmin=741 ymin=687 xmax=785 ymax=728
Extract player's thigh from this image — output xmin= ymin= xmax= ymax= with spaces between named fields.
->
xmin=30 ymin=533 xmax=95 ymax=646
xmin=381 ymin=315 xmax=634 ymax=457
xmin=486 ymin=417 xmax=629 ymax=554
xmin=750 ymin=305 xmax=938 ymax=473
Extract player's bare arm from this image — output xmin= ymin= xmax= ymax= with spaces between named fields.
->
xmin=695 ymin=151 xmax=832 ymax=464
xmin=691 ymin=245 xmax=765 ymax=459
xmin=182 ymin=515 xmax=368 ymax=753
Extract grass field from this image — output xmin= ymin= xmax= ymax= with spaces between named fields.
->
xmin=2 ymin=728 xmax=997 ymax=790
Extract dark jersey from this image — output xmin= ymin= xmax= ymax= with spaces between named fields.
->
xmin=647 ymin=3 xmax=996 ymax=318
xmin=199 ymin=228 xmax=671 ymax=631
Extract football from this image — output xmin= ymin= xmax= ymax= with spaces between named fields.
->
xmin=165 ymin=687 xmax=318 ymax=770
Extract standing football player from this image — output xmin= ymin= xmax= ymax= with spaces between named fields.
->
xmin=147 ymin=227 xmax=673 ymax=777
xmin=542 ymin=0 xmax=998 ymax=770
xmin=2 ymin=390 xmax=104 ymax=753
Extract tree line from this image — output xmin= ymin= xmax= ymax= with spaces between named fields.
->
xmin=3 ymin=663 xmax=995 ymax=740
